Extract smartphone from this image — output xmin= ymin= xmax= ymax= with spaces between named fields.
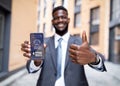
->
xmin=30 ymin=33 xmax=44 ymax=60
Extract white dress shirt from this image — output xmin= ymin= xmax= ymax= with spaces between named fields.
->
xmin=54 ymin=32 xmax=70 ymax=86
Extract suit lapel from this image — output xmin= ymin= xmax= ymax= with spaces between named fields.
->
xmin=49 ymin=36 xmax=57 ymax=71
xmin=65 ymin=36 xmax=74 ymax=70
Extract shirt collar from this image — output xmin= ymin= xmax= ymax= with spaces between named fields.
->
xmin=55 ymin=32 xmax=70 ymax=42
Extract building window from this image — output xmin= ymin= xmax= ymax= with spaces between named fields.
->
xmin=110 ymin=0 xmax=120 ymax=21
xmin=75 ymin=0 xmax=82 ymax=5
xmin=44 ymin=0 xmax=47 ymax=17
xmin=75 ymin=13 xmax=81 ymax=28
xmin=90 ymin=32 xmax=99 ymax=45
xmin=109 ymin=26 xmax=120 ymax=64
xmin=62 ymin=0 xmax=64 ymax=6
xmin=62 ymin=0 xmax=68 ymax=8
xmin=43 ymin=23 xmax=46 ymax=36
xmin=0 ymin=14 xmax=4 ymax=72
xmin=114 ymin=26 xmax=120 ymax=63
xmin=74 ymin=0 xmax=81 ymax=28
xmin=52 ymin=0 xmax=56 ymax=8
xmin=37 ymin=0 xmax=41 ymax=31
xmin=38 ymin=3 xmax=40 ymax=20
xmin=90 ymin=7 xmax=100 ymax=45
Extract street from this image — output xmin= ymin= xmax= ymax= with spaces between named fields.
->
xmin=0 ymin=61 xmax=120 ymax=86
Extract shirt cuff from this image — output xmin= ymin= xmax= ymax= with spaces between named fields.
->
xmin=29 ymin=60 xmax=42 ymax=73
xmin=89 ymin=54 xmax=103 ymax=68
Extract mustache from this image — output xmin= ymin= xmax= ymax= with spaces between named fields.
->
xmin=54 ymin=24 xmax=68 ymax=30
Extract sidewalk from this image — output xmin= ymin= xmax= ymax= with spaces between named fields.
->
xmin=0 ymin=69 xmax=40 ymax=86
xmin=0 ymin=61 xmax=120 ymax=86
xmin=85 ymin=61 xmax=120 ymax=86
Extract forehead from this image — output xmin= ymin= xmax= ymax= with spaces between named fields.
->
xmin=53 ymin=10 xmax=68 ymax=17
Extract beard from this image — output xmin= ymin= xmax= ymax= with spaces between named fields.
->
xmin=54 ymin=24 xmax=68 ymax=36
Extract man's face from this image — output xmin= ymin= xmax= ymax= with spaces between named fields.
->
xmin=52 ymin=9 xmax=70 ymax=35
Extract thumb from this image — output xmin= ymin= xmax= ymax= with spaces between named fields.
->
xmin=44 ymin=43 xmax=47 ymax=49
xmin=82 ymin=31 xmax=87 ymax=43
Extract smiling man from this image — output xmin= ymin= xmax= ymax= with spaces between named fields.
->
xmin=21 ymin=6 xmax=106 ymax=86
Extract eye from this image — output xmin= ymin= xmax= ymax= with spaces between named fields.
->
xmin=61 ymin=16 xmax=67 ymax=19
xmin=53 ymin=17 xmax=59 ymax=20
xmin=53 ymin=16 xmax=68 ymax=20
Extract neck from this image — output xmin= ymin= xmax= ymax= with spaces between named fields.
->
xmin=56 ymin=30 xmax=67 ymax=36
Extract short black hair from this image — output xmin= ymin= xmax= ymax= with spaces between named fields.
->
xmin=52 ymin=6 xmax=68 ymax=16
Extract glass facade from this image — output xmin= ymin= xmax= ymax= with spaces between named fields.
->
xmin=109 ymin=26 xmax=120 ymax=64
xmin=0 ymin=0 xmax=11 ymax=74
xmin=109 ymin=0 xmax=120 ymax=63
xmin=111 ymin=0 xmax=120 ymax=20
xmin=90 ymin=7 xmax=100 ymax=45
xmin=0 ymin=13 xmax=4 ymax=72
xmin=74 ymin=0 xmax=81 ymax=28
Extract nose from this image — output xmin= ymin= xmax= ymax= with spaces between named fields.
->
xmin=58 ymin=17 xmax=63 ymax=22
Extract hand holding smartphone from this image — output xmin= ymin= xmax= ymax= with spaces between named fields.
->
xmin=30 ymin=33 xmax=44 ymax=60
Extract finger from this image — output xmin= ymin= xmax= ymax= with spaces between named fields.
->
xmin=71 ymin=59 xmax=77 ymax=63
xmin=69 ymin=52 xmax=79 ymax=62
xmin=44 ymin=43 xmax=47 ymax=48
xmin=82 ymin=31 xmax=87 ymax=43
xmin=24 ymin=40 xmax=29 ymax=44
xmin=23 ymin=53 xmax=31 ymax=58
xmin=69 ymin=49 xmax=80 ymax=60
xmin=69 ymin=48 xmax=77 ymax=56
xmin=21 ymin=42 xmax=30 ymax=48
xmin=21 ymin=41 xmax=30 ymax=52
xmin=43 ymin=43 xmax=47 ymax=54
xmin=70 ymin=44 xmax=80 ymax=50
xmin=21 ymin=43 xmax=30 ymax=51
xmin=21 ymin=47 xmax=31 ymax=53
xmin=21 ymin=43 xmax=30 ymax=49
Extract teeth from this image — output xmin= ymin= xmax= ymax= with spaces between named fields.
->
xmin=58 ymin=24 xmax=64 ymax=27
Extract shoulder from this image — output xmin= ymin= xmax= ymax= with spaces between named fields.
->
xmin=44 ymin=36 xmax=54 ymax=44
xmin=44 ymin=37 xmax=50 ymax=43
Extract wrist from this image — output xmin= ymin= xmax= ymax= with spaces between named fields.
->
xmin=90 ymin=53 xmax=100 ymax=65
xmin=34 ymin=60 xmax=42 ymax=66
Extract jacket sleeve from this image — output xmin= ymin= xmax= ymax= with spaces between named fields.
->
xmin=26 ymin=60 xmax=43 ymax=73
xmin=88 ymin=52 xmax=107 ymax=72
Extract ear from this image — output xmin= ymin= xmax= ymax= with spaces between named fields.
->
xmin=68 ymin=18 xmax=70 ymax=23
xmin=51 ymin=19 xmax=54 ymax=25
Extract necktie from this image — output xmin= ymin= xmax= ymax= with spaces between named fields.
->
xmin=56 ymin=38 xmax=63 ymax=79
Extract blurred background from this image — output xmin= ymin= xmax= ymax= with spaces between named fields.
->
xmin=0 ymin=0 xmax=120 ymax=86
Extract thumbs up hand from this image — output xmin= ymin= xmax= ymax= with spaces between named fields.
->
xmin=69 ymin=31 xmax=97 ymax=65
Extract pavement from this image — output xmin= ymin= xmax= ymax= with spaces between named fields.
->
xmin=0 ymin=61 xmax=120 ymax=86
xmin=85 ymin=61 xmax=120 ymax=86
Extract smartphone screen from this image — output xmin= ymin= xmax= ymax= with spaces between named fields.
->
xmin=30 ymin=33 xmax=44 ymax=60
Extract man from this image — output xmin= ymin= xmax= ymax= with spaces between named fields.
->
xmin=21 ymin=6 xmax=106 ymax=86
